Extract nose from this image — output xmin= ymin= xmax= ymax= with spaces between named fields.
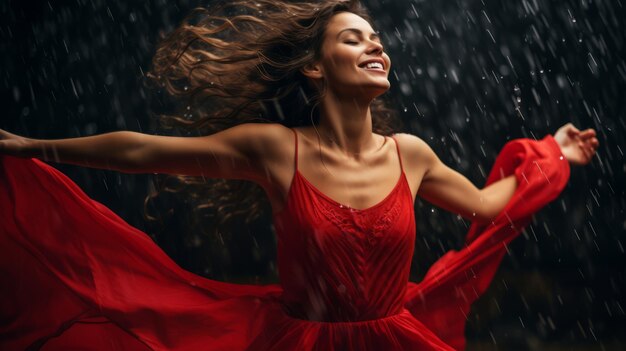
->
xmin=366 ymin=40 xmax=384 ymax=55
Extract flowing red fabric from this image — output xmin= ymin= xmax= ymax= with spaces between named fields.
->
xmin=0 ymin=134 xmax=569 ymax=350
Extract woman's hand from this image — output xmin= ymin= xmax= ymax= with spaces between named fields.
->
xmin=554 ymin=123 xmax=599 ymax=166
xmin=0 ymin=129 xmax=34 ymax=158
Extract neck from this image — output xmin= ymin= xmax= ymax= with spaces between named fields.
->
xmin=316 ymin=92 xmax=377 ymax=160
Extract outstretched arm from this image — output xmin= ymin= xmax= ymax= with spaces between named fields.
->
xmin=400 ymin=123 xmax=598 ymax=224
xmin=415 ymin=139 xmax=517 ymax=224
xmin=0 ymin=123 xmax=287 ymax=183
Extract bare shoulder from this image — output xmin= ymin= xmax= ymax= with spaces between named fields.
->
xmin=391 ymin=132 xmax=437 ymax=163
xmin=391 ymin=132 xmax=428 ymax=149
xmin=209 ymin=122 xmax=294 ymax=190
xmin=228 ymin=122 xmax=292 ymax=143
xmin=256 ymin=123 xmax=294 ymax=158
xmin=223 ymin=122 xmax=293 ymax=158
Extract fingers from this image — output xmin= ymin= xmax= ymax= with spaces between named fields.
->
xmin=565 ymin=124 xmax=581 ymax=138
xmin=587 ymin=136 xmax=600 ymax=151
xmin=575 ymin=141 xmax=591 ymax=164
xmin=579 ymin=128 xmax=596 ymax=140
xmin=577 ymin=134 xmax=599 ymax=165
xmin=0 ymin=129 xmax=20 ymax=140
xmin=0 ymin=129 xmax=27 ymax=142
xmin=579 ymin=129 xmax=599 ymax=151
xmin=578 ymin=138 xmax=597 ymax=151
xmin=563 ymin=125 xmax=597 ymax=141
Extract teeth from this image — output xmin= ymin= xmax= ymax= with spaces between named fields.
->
xmin=364 ymin=62 xmax=383 ymax=70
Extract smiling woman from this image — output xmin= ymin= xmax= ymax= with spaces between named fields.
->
xmin=305 ymin=12 xmax=392 ymax=101
xmin=0 ymin=0 xmax=599 ymax=350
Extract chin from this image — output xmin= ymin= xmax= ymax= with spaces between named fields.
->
xmin=333 ymin=78 xmax=390 ymax=99
xmin=363 ymin=82 xmax=391 ymax=98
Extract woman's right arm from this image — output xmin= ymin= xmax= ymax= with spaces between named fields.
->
xmin=0 ymin=123 xmax=287 ymax=182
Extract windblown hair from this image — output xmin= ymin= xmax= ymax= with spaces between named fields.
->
xmin=145 ymin=0 xmax=400 ymax=236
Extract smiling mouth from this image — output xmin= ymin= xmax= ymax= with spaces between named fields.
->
xmin=361 ymin=67 xmax=386 ymax=73
xmin=358 ymin=61 xmax=386 ymax=72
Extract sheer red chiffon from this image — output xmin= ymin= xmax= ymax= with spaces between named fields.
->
xmin=0 ymin=134 xmax=569 ymax=350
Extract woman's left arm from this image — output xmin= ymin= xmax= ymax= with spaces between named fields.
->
xmin=401 ymin=123 xmax=598 ymax=224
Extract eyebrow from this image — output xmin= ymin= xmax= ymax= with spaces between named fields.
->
xmin=336 ymin=28 xmax=380 ymax=41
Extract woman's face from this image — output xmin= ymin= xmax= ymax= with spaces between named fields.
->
xmin=312 ymin=12 xmax=391 ymax=99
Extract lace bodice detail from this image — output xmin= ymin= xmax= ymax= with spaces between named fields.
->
xmin=308 ymin=175 xmax=404 ymax=247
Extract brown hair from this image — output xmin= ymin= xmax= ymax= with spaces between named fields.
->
xmin=145 ymin=0 xmax=400 ymax=235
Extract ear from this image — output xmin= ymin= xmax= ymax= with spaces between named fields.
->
xmin=301 ymin=62 xmax=324 ymax=80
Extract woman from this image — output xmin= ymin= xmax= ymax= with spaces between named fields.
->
xmin=0 ymin=0 xmax=598 ymax=350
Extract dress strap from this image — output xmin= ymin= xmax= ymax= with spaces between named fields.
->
xmin=290 ymin=128 xmax=299 ymax=172
xmin=390 ymin=134 xmax=404 ymax=173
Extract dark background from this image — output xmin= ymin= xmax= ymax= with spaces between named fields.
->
xmin=1 ymin=0 xmax=624 ymax=349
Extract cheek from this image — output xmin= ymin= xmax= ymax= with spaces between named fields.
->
xmin=324 ymin=49 xmax=358 ymax=72
xmin=384 ymin=54 xmax=392 ymax=69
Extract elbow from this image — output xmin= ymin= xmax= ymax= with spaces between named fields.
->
xmin=116 ymin=150 xmax=148 ymax=173
xmin=469 ymin=198 xmax=499 ymax=224
xmin=471 ymin=202 xmax=509 ymax=224
xmin=116 ymin=134 xmax=151 ymax=173
xmin=469 ymin=188 xmax=510 ymax=224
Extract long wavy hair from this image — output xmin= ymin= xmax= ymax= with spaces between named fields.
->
xmin=145 ymin=0 xmax=400 ymax=237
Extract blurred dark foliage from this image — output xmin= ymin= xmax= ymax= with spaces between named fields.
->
xmin=1 ymin=0 xmax=624 ymax=349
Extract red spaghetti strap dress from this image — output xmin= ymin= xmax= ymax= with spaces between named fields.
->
xmin=0 ymin=129 xmax=569 ymax=351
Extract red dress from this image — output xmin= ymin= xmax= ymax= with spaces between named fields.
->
xmin=0 ymin=131 xmax=569 ymax=351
